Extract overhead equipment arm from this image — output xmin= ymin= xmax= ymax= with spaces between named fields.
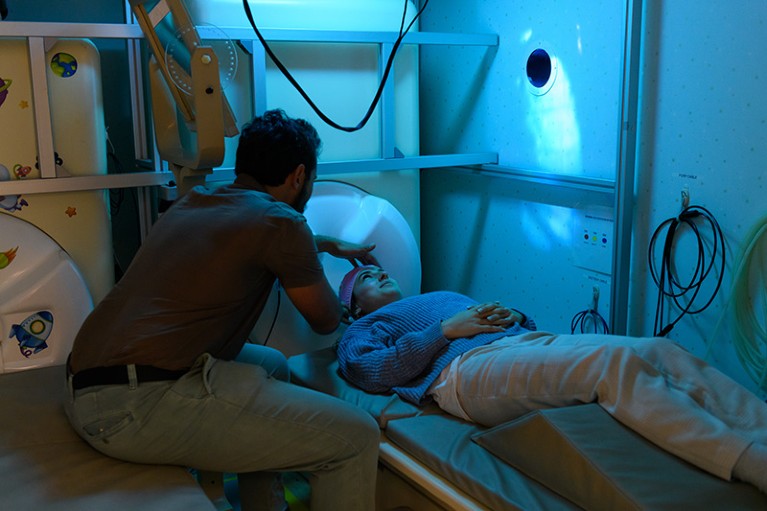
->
xmin=129 ymin=0 xmax=239 ymax=194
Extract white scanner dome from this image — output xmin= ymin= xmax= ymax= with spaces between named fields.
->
xmin=0 ymin=214 xmax=93 ymax=373
xmin=251 ymin=180 xmax=421 ymax=356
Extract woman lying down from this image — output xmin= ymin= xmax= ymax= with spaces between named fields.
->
xmin=334 ymin=265 xmax=767 ymax=495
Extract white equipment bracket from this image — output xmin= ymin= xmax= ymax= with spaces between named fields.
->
xmin=129 ymin=0 xmax=238 ymax=193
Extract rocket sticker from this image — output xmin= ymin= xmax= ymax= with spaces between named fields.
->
xmin=0 ymin=246 xmax=18 ymax=269
xmin=9 ymin=311 xmax=54 ymax=358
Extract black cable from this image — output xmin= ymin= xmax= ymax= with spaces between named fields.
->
xmin=570 ymin=309 xmax=610 ymax=334
xmin=261 ymin=281 xmax=281 ymax=346
xmin=240 ymin=0 xmax=430 ymax=132
xmin=648 ymin=205 xmax=725 ymax=337
xmin=106 ymin=141 xmax=125 ymax=216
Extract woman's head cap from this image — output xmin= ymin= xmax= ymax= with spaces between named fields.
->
xmin=339 ymin=265 xmax=379 ymax=309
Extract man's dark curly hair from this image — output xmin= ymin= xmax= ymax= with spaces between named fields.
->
xmin=234 ymin=109 xmax=322 ymax=185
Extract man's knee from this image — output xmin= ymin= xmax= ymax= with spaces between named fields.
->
xmin=351 ymin=409 xmax=381 ymax=452
xmin=332 ymin=404 xmax=380 ymax=459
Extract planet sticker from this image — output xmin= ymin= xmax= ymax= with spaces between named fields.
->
xmin=50 ymin=53 xmax=78 ymax=78
xmin=0 ymin=77 xmax=11 ymax=108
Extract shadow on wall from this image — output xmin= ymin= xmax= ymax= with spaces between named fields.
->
xmin=421 ymin=45 xmax=498 ymax=154
xmin=421 ymin=168 xmax=612 ymax=294
xmin=626 ymin=2 xmax=663 ymax=333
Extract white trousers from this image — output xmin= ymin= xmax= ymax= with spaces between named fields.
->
xmin=432 ymin=331 xmax=767 ymax=479
xmin=66 ymin=350 xmax=380 ymax=511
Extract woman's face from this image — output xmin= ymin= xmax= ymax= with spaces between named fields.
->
xmin=352 ymin=267 xmax=403 ymax=316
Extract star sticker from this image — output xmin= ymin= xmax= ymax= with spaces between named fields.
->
xmin=19 ymin=100 xmax=29 ymax=109
xmin=65 ymin=206 xmax=77 ymax=217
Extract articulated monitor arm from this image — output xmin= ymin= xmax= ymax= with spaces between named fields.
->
xmin=129 ymin=0 xmax=239 ymax=194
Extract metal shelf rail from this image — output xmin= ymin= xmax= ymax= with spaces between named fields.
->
xmin=0 ymin=20 xmax=499 ymax=197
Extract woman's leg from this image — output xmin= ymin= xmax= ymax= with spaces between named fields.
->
xmin=628 ymin=337 xmax=767 ymax=441
xmin=453 ymin=332 xmax=764 ymax=480
xmin=236 ymin=342 xmax=290 ymax=381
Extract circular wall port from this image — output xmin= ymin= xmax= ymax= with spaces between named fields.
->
xmin=526 ymin=47 xmax=557 ymax=96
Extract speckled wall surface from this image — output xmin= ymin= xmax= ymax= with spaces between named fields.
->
xmin=629 ymin=1 xmax=767 ymax=396
xmin=420 ymin=0 xmax=625 ymax=177
xmin=419 ymin=0 xmax=625 ymax=335
xmin=420 ymin=1 xmax=767 ymax=397
xmin=420 ymin=168 xmax=614 ymax=332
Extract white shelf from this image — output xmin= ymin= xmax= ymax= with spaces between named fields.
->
xmin=0 ymin=153 xmax=498 ymax=195
xmin=0 ymin=20 xmax=498 ymax=195
xmin=0 ymin=21 xmax=497 ymax=45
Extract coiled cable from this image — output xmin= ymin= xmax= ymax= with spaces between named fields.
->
xmin=709 ymin=217 xmax=767 ymax=393
xmin=570 ymin=287 xmax=610 ymax=334
xmin=570 ymin=308 xmax=610 ymax=334
xmin=648 ymin=204 xmax=726 ymax=337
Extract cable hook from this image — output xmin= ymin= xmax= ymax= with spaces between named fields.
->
xmin=681 ymin=188 xmax=690 ymax=210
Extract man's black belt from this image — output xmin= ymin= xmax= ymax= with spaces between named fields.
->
xmin=71 ymin=364 xmax=188 ymax=390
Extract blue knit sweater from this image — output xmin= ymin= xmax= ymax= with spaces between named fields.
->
xmin=336 ymin=291 xmax=536 ymax=404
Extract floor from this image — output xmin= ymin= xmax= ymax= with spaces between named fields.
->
xmin=213 ymin=471 xmax=311 ymax=511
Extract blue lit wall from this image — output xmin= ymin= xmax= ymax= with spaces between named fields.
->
xmin=419 ymin=1 xmax=625 ymax=178
xmin=419 ymin=0 xmax=625 ymax=335
xmin=629 ymin=1 xmax=767 ymax=396
xmin=420 ymin=0 xmax=767 ymax=397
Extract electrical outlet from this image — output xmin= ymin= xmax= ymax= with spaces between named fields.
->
xmin=573 ymin=209 xmax=614 ymax=275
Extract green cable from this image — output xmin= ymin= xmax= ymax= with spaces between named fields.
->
xmin=729 ymin=218 xmax=767 ymax=392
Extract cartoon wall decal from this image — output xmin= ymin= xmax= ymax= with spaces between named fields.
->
xmin=9 ymin=311 xmax=54 ymax=358
xmin=50 ymin=52 xmax=78 ymax=78
xmin=0 ymin=164 xmax=29 ymax=212
xmin=35 ymin=151 xmax=70 ymax=177
xmin=65 ymin=206 xmax=77 ymax=217
xmin=0 ymin=76 xmax=10 ymax=108
xmin=0 ymin=246 xmax=18 ymax=269
xmin=13 ymin=164 xmax=32 ymax=179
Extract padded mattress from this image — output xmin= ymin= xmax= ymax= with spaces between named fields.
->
xmin=288 ymin=347 xmax=767 ymax=511
xmin=288 ymin=347 xmax=577 ymax=510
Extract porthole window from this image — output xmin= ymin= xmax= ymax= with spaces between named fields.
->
xmin=526 ymin=47 xmax=557 ymax=96
xmin=527 ymin=48 xmax=551 ymax=87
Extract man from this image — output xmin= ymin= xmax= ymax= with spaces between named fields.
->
xmin=336 ymin=265 xmax=767 ymax=495
xmin=65 ymin=110 xmax=380 ymax=511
